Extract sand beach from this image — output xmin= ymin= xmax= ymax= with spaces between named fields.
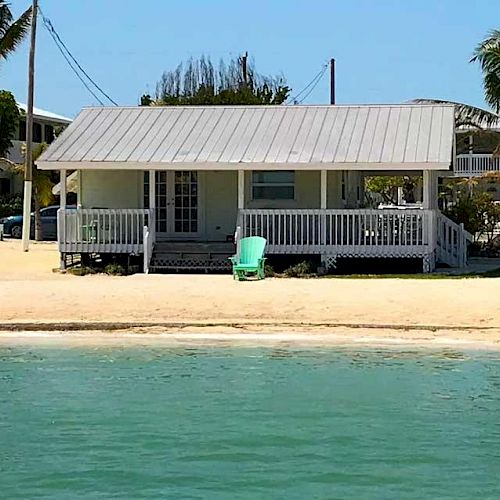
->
xmin=1 ymin=240 xmax=500 ymax=347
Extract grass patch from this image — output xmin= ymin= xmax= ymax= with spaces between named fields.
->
xmin=323 ymin=267 xmax=500 ymax=279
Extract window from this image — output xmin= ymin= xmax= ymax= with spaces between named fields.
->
xmin=41 ymin=207 xmax=58 ymax=218
xmin=0 ymin=178 xmax=10 ymax=195
xmin=33 ymin=122 xmax=42 ymax=143
xmin=44 ymin=124 xmax=55 ymax=143
xmin=252 ymin=171 xmax=294 ymax=200
xmin=18 ymin=119 xmax=26 ymax=141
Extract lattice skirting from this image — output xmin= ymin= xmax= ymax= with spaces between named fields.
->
xmin=151 ymin=257 xmax=231 ymax=271
xmin=319 ymin=251 xmax=436 ymax=272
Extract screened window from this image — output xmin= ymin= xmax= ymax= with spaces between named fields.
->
xmin=252 ymin=171 xmax=295 ymax=200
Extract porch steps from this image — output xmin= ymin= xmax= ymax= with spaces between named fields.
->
xmin=150 ymin=242 xmax=234 ymax=273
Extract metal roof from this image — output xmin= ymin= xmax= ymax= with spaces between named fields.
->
xmin=17 ymin=102 xmax=72 ymax=124
xmin=38 ymin=104 xmax=455 ymax=170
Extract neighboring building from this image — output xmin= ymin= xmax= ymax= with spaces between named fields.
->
xmin=0 ymin=103 xmax=72 ymax=195
xmin=452 ymin=124 xmax=500 ymax=201
xmin=37 ymin=103 xmax=470 ymax=273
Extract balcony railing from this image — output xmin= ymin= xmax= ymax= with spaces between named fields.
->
xmin=455 ymin=154 xmax=500 ymax=177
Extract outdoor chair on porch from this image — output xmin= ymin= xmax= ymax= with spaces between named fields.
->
xmin=230 ymin=236 xmax=267 ymax=281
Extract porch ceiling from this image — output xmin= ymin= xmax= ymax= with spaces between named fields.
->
xmin=37 ymin=104 xmax=455 ymax=171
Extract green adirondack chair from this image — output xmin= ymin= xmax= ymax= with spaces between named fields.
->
xmin=230 ymin=236 xmax=267 ymax=280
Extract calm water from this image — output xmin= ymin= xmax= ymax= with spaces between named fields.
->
xmin=1 ymin=345 xmax=500 ymax=499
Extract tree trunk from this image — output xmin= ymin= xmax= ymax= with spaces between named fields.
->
xmin=34 ymin=190 xmax=42 ymax=241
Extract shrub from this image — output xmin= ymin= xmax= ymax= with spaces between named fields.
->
xmin=0 ymin=193 xmax=23 ymax=218
xmin=104 ymin=263 xmax=126 ymax=276
xmin=445 ymin=192 xmax=500 ymax=242
xmin=67 ymin=266 xmax=97 ymax=276
xmin=283 ymin=261 xmax=316 ymax=278
xmin=264 ymin=264 xmax=275 ymax=277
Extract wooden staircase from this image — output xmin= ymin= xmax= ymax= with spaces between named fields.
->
xmin=150 ymin=241 xmax=234 ymax=273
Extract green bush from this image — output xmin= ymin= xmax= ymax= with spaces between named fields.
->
xmin=445 ymin=192 xmax=500 ymax=242
xmin=283 ymin=261 xmax=316 ymax=278
xmin=67 ymin=266 xmax=97 ymax=276
xmin=0 ymin=193 xmax=23 ymax=218
xmin=264 ymin=264 xmax=275 ymax=277
xmin=104 ymin=263 xmax=126 ymax=276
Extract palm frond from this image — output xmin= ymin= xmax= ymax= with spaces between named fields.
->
xmin=409 ymin=98 xmax=500 ymax=128
xmin=0 ymin=3 xmax=31 ymax=62
xmin=470 ymin=29 xmax=500 ymax=113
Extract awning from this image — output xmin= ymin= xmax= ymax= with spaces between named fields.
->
xmin=51 ymin=171 xmax=78 ymax=195
xmin=37 ymin=104 xmax=455 ymax=171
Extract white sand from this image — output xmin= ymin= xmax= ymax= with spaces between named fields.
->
xmin=1 ymin=240 xmax=500 ymax=347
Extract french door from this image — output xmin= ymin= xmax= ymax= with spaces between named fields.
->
xmin=145 ymin=171 xmax=200 ymax=239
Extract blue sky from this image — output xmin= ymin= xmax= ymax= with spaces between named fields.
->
xmin=1 ymin=0 xmax=498 ymax=118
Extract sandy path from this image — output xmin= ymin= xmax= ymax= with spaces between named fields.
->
xmin=1 ymin=240 xmax=500 ymax=346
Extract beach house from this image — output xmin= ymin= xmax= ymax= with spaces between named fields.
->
xmin=451 ymin=122 xmax=500 ymax=200
xmin=0 ymin=103 xmax=72 ymax=196
xmin=36 ymin=103 xmax=470 ymax=273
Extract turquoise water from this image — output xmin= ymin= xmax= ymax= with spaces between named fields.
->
xmin=1 ymin=345 xmax=500 ymax=499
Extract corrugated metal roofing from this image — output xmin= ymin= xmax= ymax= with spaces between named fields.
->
xmin=38 ymin=104 xmax=455 ymax=169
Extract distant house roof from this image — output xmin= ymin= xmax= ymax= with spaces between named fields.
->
xmin=17 ymin=102 xmax=72 ymax=124
xmin=37 ymin=104 xmax=455 ymax=170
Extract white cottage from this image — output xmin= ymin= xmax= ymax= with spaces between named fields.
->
xmin=37 ymin=103 xmax=470 ymax=273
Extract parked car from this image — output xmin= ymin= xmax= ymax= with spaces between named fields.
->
xmin=0 ymin=205 xmax=76 ymax=240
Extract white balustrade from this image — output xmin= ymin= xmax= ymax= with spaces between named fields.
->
xmin=436 ymin=214 xmax=471 ymax=268
xmin=455 ymin=154 xmax=500 ymax=177
xmin=238 ymin=209 xmax=434 ymax=258
xmin=58 ymin=208 xmax=154 ymax=254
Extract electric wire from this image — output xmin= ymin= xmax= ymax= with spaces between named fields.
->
xmin=288 ymin=63 xmax=329 ymax=104
xmin=38 ymin=6 xmax=118 ymax=106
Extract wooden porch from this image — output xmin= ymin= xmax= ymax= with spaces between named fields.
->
xmin=57 ymin=206 xmax=470 ymax=273
xmin=238 ymin=208 xmax=469 ymax=270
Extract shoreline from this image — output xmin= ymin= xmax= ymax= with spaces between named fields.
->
xmin=2 ymin=241 xmax=500 ymax=350
xmin=1 ymin=323 xmax=500 ymax=350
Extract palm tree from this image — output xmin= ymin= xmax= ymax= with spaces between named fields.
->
xmin=0 ymin=1 xmax=32 ymax=64
xmin=471 ymin=29 xmax=500 ymax=114
xmin=14 ymin=142 xmax=54 ymax=240
xmin=409 ymin=98 xmax=500 ymax=128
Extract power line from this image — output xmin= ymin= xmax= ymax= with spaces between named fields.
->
xmin=38 ymin=7 xmax=118 ymax=106
xmin=288 ymin=63 xmax=329 ymax=104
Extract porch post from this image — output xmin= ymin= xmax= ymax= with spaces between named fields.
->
xmin=422 ymin=169 xmax=438 ymax=273
xmin=59 ymin=169 xmax=67 ymax=269
xmin=238 ymin=170 xmax=245 ymax=209
xmin=148 ymin=170 xmax=156 ymax=248
xmin=60 ymin=169 xmax=67 ymax=208
xmin=148 ymin=170 xmax=155 ymax=210
xmin=423 ymin=170 xmax=438 ymax=209
xmin=320 ymin=170 xmax=327 ymax=209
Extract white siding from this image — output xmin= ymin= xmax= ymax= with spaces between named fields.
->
xmin=80 ymin=170 xmax=143 ymax=208
xmin=203 ymin=171 xmax=238 ymax=241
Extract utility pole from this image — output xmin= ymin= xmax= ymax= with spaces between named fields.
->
xmin=240 ymin=51 xmax=248 ymax=86
xmin=330 ymin=58 xmax=336 ymax=105
xmin=22 ymin=0 xmax=38 ymax=251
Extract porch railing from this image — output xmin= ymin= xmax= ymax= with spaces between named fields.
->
xmin=436 ymin=213 xmax=471 ymax=268
xmin=455 ymin=154 xmax=500 ymax=177
xmin=238 ymin=209 xmax=435 ymax=257
xmin=58 ymin=208 xmax=154 ymax=254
